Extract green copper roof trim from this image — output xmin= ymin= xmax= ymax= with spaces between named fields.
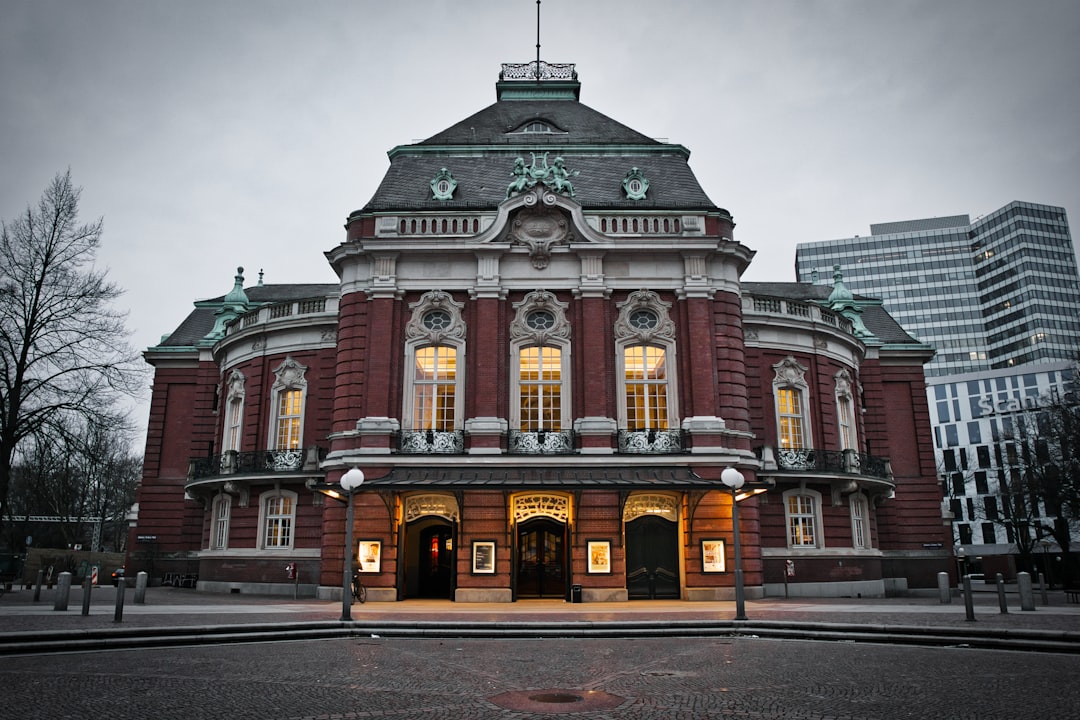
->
xmin=387 ymin=143 xmax=691 ymax=161
xmin=495 ymin=81 xmax=581 ymax=101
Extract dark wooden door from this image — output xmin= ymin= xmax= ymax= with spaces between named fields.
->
xmin=516 ymin=519 xmax=566 ymax=598
xmin=625 ymin=515 xmax=679 ymax=599
xmin=418 ymin=524 xmax=453 ymax=598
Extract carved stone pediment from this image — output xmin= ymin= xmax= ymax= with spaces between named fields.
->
xmin=507 ymin=197 xmax=572 ymax=269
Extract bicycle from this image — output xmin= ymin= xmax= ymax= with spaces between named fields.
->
xmin=351 ymin=570 xmax=366 ymax=604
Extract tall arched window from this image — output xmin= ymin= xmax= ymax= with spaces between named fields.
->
xmin=510 ymin=291 xmax=571 ymax=431
xmin=614 ymin=291 xmax=678 ymax=431
xmin=783 ymin=487 xmax=823 ymax=548
xmin=404 ymin=291 xmax=466 ymax=431
xmin=258 ymin=489 xmax=297 ymax=549
xmin=773 ymin=356 xmax=811 ymax=449
xmin=210 ymin=494 xmax=231 ymax=550
xmin=269 ymin=357 xmax=307 ymax=451
xmin=850 ymin=492 xmax=871 ymax=549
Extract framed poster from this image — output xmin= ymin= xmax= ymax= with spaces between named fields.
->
xmin=701 ymin=539 xmax=726 ymax=573
xmin=472 ymin=540 xmax=496 ymax=574
xmin=357 ymin=540 xmax=381 ymax=573
xmin=587 ymin=539 xmax=611 ymax=574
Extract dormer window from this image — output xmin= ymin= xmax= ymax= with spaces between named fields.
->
xmin=511 ymin=120 xmax=565 ymax=135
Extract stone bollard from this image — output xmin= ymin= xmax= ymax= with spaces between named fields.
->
xmin=996 ymin=573 xmax=1008 ymax=614
xmin=1018 ymin=571 xmax=1035 ymax=611
xmin=134 ymin=571 xmax=148 ymax=605
xmin=33 ymin=569 xmax=44 ymax=602
xmin=937 ymin=572 xmax=951 ymax=604
xmin=53 ymin=571 xmax=72 ymax=611
xmin=1039 ymin=572 xmax=1048 ymax=606
xmin=114 ymin=576 xmax=126 ymax=623
xmin=962 ymin=574 xmax=976 ymax=621
xmin=81 ymin=575 xmax=92 ymax=616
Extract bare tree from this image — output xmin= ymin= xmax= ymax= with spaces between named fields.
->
xmin=0 ymin=170 xmax=143 ymax=538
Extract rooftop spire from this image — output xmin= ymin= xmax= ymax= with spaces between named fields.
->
xmin=535 ymin=0 xmax=541 ymax=80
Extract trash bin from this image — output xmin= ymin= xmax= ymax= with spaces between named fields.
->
xmin=571 ymin=584 xmax=582 ymax=603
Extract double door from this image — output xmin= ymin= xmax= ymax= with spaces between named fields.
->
xmin=516 ymin=519 xmax=566 ymax=598
xmin=625 ymin=515 xmax=680 ymax=599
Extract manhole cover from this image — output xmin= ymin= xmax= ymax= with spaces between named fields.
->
xmin=490 ymin=688 xmax=624 ymax=714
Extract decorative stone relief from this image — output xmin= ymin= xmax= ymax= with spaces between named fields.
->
xmin=772 ymin=355 xmax=808 ymax=390
xmin=506 ymin=152 xmax=579 ymax=198
xmin=404 ymin=493 xmax=460 ymax=522
xmin=225 ymin=369 xmax=246 ymax=402
xmin=405 ymin=290 xmax=466 ymax=345
xmin=512 ymin=493 xmax=570 ymax=523
xmin=623 ymin=493 xmax=679 ymax=522
xmin=429 ymin=167 xmax=457 ymax=200
xmin=510 ymin=290 xmax=570 ymax=345
xmin=622 ymin=167 xmax=650 ymax=200
xmin=507 ymin=195 xmax=572 ymax=270
xmin=272 ymin=356 xmax=308 ymax=393
xmin=613 ymin=290 xmax=675 ymax=344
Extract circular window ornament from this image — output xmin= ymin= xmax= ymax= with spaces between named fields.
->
xmin=629 ymin=309 xmax=659 ymax=330
xmin=429 ymin=167 xmax=458 ymax=201
xmin=622 ymin=167 xmax=650 ymax=201
xmin=526 ymin=310 xmax=556 ymax=330
xmin=423 ymin=310 xmax=452 ymax=330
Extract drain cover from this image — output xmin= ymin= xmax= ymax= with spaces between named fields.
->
xmin=490 ymin=689 xmax=624 ymax=714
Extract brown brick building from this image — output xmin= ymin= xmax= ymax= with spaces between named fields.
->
xmin=128 ymin=62 xmax=951 ymax=601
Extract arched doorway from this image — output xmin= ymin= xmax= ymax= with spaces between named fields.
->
xmin=624 ymin=493 xmax=680 ymax=600
xmin=516 ymin=518 xmax=566 ymax=598
xmin=402 ymin=494 xmax=459 ymax=600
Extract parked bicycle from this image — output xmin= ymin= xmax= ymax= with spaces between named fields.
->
xmin=351 ymin=569 xmax=366 ymax=604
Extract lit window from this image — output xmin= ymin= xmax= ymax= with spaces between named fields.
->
xmin=519 ymin=345 xmax=562 ymax=430
xmin=275 ymin=389 xmax=303 ymax=449
xmin=623 ymin=344 xmax=669 ymax=430
xmin=260 ymin=491 xmax=296 ymax=549
xmin=784 ymin=489 xmax=822 ymax=548
xmin=510 ymin=291 xmax=571 ymax=433
xmin=269 ymin=357 xmax=307 ymax=451
xmin=413 ymin=345 xmax=457 ymax=431
xmin=773 ymin=356 xmax=811 ymax=449
xmin=211 ymin=495 xmax=231 ymax=550
xmin=850 ymin=493 xmax=870 ymax=549
xmin=404 ymin=291 xmax=466 ymax=432
xmin=614 ymin=291 xmax=678 ymax=432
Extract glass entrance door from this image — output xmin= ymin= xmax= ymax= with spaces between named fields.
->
xmin=418 ymin=525 xmax=454 ymax=598
xmin=516 ymin=519 xmax=566 ymax=598
xmin=625 ymin=515 xmax=680 ymax=599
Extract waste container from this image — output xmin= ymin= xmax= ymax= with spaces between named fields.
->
xmin=571 ymin=584 xmax=582 ymax=603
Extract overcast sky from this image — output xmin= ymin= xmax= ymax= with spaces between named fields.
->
xmin=3 ymin=0 xmax=1079 ymax=447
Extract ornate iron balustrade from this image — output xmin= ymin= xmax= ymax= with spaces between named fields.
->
xmin=189 ymin=448 xmax=309 ymax=480
xmin=508 ymin=430 xmax=576 ymax=455
xmin=617 ymin=429 xmax=684 ymax=455
xmin=399 ymin=430 xmax=465 ymax=455
xmin=774 ymin=447 xmax=891 ymax=480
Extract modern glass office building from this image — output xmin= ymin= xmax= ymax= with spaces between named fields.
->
xmin=795 ymin=202 xmax=1080 ymax=377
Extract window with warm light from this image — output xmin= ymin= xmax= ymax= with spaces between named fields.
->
xmin=777 ymin=388 xmax=805 ymax=448
xmin=519 ymin=344 xmax=562 ymax=430
xmin=260 ymin=490 xmax=297 ymax=549
xmin=784 ymin=489 xmax=822 ymax=548
xmin=413 ymin=345 xmax=457 ymax=430
xmin=623 ymin=344 xmax=669 ymax=430
xmin=275 ymin=389 xmax=303 ymax=449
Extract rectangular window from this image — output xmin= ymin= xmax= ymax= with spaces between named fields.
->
xmin=275 ymin=389 xmax=303 ymax=449
xmin=958 ymin=523 xmax=973 ymax=544
xmin=226 ymin=398 xmax=243 ymax=452
xmin=263 ymin=495 xmax=294 ymax=548
xmin=984 ymin=496 xmax=999 ymax=520
xmin=981 ymin=522 xmax=997 ymax=545
xmin=413 ymin=346 xmax=457 ymax=431
xmin=777 ymin=388 xmax=804 ymax=448
xmin=519 ymin=345 xmax=562 ymax=430
xmin=624 ymin=345 xmax=668 ymax=430
xmin=951 ymin=473 xmax=966 ymax=496
xmin=950 ymin=498 xmax=964 ymax=521
xmin=838 ymin=396 xmax=855 ymax=450
xmin=212 ymin=497 xmax=230 ymax=550
xmin=976 ymin=445 xmax=991 ymax=469
xmin=787 ymin=494 xmax=817 ymax=547
xmin=851 ymin=496 xmax=869 ymax=549
xmin=974 ymin=471 xmax=989 ymax=495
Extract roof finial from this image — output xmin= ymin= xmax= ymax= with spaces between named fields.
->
xmin=535 ymin=0 xmax=542 ymax=81
xmin=258 ymin=268 xmax=264 ymax=286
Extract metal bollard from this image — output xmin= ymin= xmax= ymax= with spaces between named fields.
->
xmin=33 ymin=569 xmax=44 ymax=602
xmin=53 ymin=572 xmax=72 ymax=611
xmin=114 ymin=576 xmax=126 ymax=622
xmin=996 ymin=573 xmax=1008 ymax=614
xmin=1039 ymin=572 xmax=1048 ymax=606
xmin=1018 ymin=571 xmax=1035 ymax=611
xmin=937 ymin=572 xmax=951 ymax=604
xmin=962 ymin=574 xmax=976 ymax=621
xmin=134 ymin=571 xmax=148 ymax=605
xmin=81 ymin=574 xmax=92 ymax=616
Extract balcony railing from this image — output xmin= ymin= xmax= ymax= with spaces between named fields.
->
xmin=508 ymin=429 xmax=576 ymax=455
xmin=772 ymin=447 xmax=891 ymax=480
xmin=399 ymin=430 xmax=465 ymax=454
xmin=617 ymin=429 xmax=685 ymax=455
xmin=189 ymin=448 xmax=310 ymax=481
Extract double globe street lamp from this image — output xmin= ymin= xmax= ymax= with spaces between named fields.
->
xmin=339 ymin=466 xmax=365 ymax=621
xmin=720 ymin=467 xmax=748 ymax=621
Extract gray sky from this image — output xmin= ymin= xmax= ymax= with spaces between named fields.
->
xmin=3 ymin=0 xmax=1079 ymax=447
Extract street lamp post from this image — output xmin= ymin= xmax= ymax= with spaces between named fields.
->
xmin=721 ymin=467 xmax=747 ymax=621
xmin=339 ymin=467 xmax=365 ymax=621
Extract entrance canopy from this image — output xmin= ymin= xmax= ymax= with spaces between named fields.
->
xmin=361 ymin=466 xmax=717 ymax=489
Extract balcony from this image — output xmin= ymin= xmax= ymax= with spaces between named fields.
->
xmin=617 ymin=429 xmax=685 ymax=455
xmin=768 ymin=447 xmax=892 ymax=481
xmin=399 ymin=429 xmax=465 ymax=454
xmin=189 ymin=448 xmax=320 ymax=481
xmin=508 ymin=429 xmax=576 ymax=455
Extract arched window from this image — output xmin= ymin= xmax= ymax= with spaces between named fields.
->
xmin=258 ymin=489 xmax=297 ymax=549
xmin=773 ymin=356 xmax=811 ymax=449
xmin=269 ymin=357 xmax=307 ymax=450
xmin=403 ymin=291 xmax=466 ymax=430
xmin=850 ymin=492 xmax=871 ymax=549
xmin=614 ymin=291 xmax=678 ymax=430
xmin=783 ymin=488 xmax=823 ymax=548
xmin=211 ymin=494 xmax=231 ymax=550
xmin=510 ymin=291 xmax=571 ymax=431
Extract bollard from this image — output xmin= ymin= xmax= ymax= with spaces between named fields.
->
xmin=937 ymin=572 xmax=951 ymax=604
xmin=996 ymin=573 xmax=1008 ymax=614
xmin=33 ymin=569 xmax=44 ymax=602
xmin=53 ymin=571 xmax=72 ymax=611
xmin=962 ymin=574 xmax=976 ymax=621
xmin=1039 ymin=572 xmax=1049 ymax=606
xmin=114 ymin=576 xmax=126 ymax=622
xmin=81 ymin=574 xmax=92 ymax=616
xmin=134 ymin=571 xmax=148 ymax=605
xmin=1018 ymin=571 xmax=1035 ymax=611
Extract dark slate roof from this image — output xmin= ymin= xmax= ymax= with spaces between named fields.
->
xmin=363 ymin=465 xmax=716 ymax=488
xmin=742 ymin=281 xmax=921 ymax=346
xmin=156 ymin=283 xmax=339 ymax=348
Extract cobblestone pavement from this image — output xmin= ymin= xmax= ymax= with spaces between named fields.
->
xmin=2 ymin=633 xmax=1077 ymax=719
